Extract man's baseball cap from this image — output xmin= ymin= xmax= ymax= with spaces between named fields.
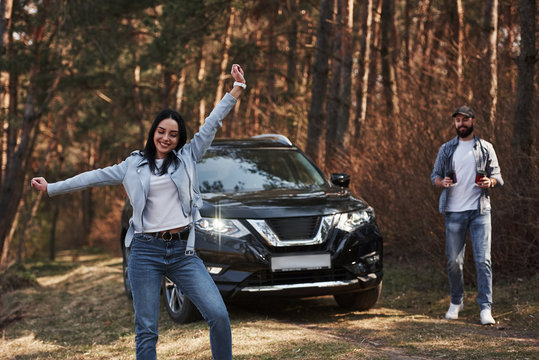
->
xmin=452 ymin=105 xmax=475 ymax=118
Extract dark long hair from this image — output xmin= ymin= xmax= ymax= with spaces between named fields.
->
xmin=143 ymin=109 xmax=187 ymax=175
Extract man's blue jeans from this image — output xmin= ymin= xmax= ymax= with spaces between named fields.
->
xmin=445 ymin=210 xmax=492 ymax=310
xmin=128 ymin=233 xmax=232 ymax=360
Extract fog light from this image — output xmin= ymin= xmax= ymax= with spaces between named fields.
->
xmin=365 ymin=254 xmax=380 ymax=264
xmin=206 ymin=266 xmax=224 ymax=275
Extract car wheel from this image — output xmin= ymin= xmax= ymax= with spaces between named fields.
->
xmin=162 ymin=277 xmax=201 ymax=323
xmin=122 ymin=244 xmax=133 ymax=300
xmin=334 ymin=282 xmax=382 ymax=311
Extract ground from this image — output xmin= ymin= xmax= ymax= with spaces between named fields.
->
xmin=0 ymin=252 xmax=537 ymax=359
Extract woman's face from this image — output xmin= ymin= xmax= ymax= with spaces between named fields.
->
xmin=153 ymin=118 xmax=179 ymax=159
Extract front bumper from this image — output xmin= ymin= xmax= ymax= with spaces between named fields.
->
xmin=194 ymin=223 xmax=383 ymax=299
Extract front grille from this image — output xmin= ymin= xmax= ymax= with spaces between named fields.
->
xmin=243 ymin=268 xmax=352 ymax=287
xmin=266 ymin=216 xmax=321 ymax=240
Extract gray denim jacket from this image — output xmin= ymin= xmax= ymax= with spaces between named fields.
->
xmin=47 ymin=93 xmax=238 ymax=254
xmin=430 ymin=135 xmax=503 ymax=214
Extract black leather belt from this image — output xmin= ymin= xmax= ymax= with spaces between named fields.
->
xmin=146 ymin=228 xmax=189 ymax=241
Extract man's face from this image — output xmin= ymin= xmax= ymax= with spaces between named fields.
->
xmin=454 ymin=114 xmax=475 ymax=138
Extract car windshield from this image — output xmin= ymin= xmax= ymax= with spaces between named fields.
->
xmin=197 ymin=148 xmax=328 ymax=193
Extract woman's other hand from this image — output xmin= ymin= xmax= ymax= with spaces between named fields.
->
xmin=31 ymin=177 xmax=48 ymax=193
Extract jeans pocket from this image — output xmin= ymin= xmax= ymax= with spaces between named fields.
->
xmin=134 ymin=233 xmax=155 ymax=243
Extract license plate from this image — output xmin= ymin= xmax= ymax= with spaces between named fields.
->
xmin=271 ymin=254 xmax=331 ymax=272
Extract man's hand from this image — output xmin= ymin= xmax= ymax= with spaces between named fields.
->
xmin=436 ymin=177 xmax=453 ymax=188
xmin=476 ymin=176 xmax=495 ymax=189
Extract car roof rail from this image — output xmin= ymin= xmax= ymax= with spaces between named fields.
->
xmin=251 ymin=134 xmax=293 ymax=146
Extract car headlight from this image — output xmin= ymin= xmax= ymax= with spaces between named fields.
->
xmin=196 ymin=218 xmax=250 ymax=238
xmin=336 ymin=208 xmax=374 ymax=232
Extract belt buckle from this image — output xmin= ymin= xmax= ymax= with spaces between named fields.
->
xmin=162 ymin=231 xmax=173 ymax=241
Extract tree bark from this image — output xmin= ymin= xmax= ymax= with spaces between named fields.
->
xmin=326 ymin=0 xmax=353 ymax=170
xmin=214 ymin=7 xmax=235 ymax=108
xmin=197 ymin=44 xmax=207 ymax=127
xmin=455 ymin=0 xmax=464 ymax=94
xmin=479 ymin=0 xmax=499 ymax=129
xmin=513 ymin=0 xmax=536 ymax=156
xmin=0 ymin=0 xmax=13 ymax=187
xmin=306 ymin=0 xmax=333 ymax=166
xmin=266 ymin=1 xmax=278 ymax=102
xmin=380 ymin=0 xmax=400 ymax=118
xmin=286 ymin=0 xmax=299 ymax=96
xmin=175 ymin=67 xmax=186 ymax=111
xmin=132 ymin=64 xmax=146 ymax=144
xmin=354 ymin=0 xmax=373 ymax=142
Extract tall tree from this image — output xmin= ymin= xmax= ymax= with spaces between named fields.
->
xmin=380 ymin=0 xmax=399 ymax=118
xmin=0 ymin=0 xmax=13 ymax=187
xmin=513 ymin=0 xmax=535 ymax=158
xmin=478 ymin=0 xmax=499 ymax=129
xmin=0 ymin=0 xmax=62 ymax=265
xmin=354 ymin=0 xmax=373 ymax=142
xmin=326 ymin=0 xmax=353 ymax=169
xmin=306 ymin=0 xmax=333 ymax=166
xmin=455 ymin=0 xmax=464 ymax=94
xmin=214 ymin=7 xmax=235 ymax=109
xmin=285 ymin=0 xmax=299 ymax=96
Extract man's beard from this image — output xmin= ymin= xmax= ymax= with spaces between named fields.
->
xmin=456 ymin=125 xmax=474 ymax=138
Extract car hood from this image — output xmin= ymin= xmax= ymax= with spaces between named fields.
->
xmin=199 ymin=188 xmax=369 ymax=219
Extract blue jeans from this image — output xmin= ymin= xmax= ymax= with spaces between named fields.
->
xmin=445 ymin=210 xmax=492 ymax=310
xmin=128 ymin=233 xmax=232 ymax=360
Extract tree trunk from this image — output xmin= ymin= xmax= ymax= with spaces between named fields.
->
xmin=0 ymin=1 xmax=60 ymax=264
xmin=0 ymin=0 xmax=13 ymax=187
xmin=286 ymin=0 xmax=299 ymax=96
xmin=326 ymin=0 xmax=340 ymax=169
xmin=49 ymin=202 xmax=59 ymax=261
xmin=354 ymin=0 xmax=373 ymax=143
xmin=479 ymin=0 xmax=499 ymax=130
xmin=306 ymin=0 xmax=333 ymax=166
xmin=197 ymin=44 xmax=207 ymax=127
xmin=266 ymin=1 xmax=278 ymax=102
xmin=132 ymin=64 xmax=146 ymax=144
xmin=214 ymin=7 xmax=235 ymax=108
xmin=513 ymin=0 xmax=535 ymax=157
xmin=380 ymin=0 xmax=400 ymax=119
xmin=175 ymin=67 xmax=186 ymax=111
xmin=0 ymin=0 xmax=13 ymax=50
xmin=455 ymin=0 xmax=464 ymax=94
xmin=326 ymin=0 xmax=353 ymax=170
xmin=403 ymin=0 xmax=412 ymax=73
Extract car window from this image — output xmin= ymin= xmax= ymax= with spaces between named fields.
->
xmin=197 ymin=148 xmax=328 ymax=193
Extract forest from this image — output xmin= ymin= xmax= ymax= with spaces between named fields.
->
xmin=0 ymin=0 xmax=536 ymax=277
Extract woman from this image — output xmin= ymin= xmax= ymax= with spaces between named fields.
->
xmin=31 ymin=64 xmax=246 ymax=360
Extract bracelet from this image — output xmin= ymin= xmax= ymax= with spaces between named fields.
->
xmin=233 ymin=81 xmax=246 ymax=89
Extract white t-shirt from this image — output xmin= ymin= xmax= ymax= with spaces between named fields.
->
xmin=142 ymin=159 xmax=191 ymax=232
xmin=446 ymin=139 xmax=481 ymax=212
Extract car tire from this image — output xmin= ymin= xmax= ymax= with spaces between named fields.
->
xmin=334 ymin=282 xmax=382 ymax=311
xmin=122 ymin=243 xmax=133 ymax=300
xmin=162 ymin=277 xmax=201 ymax=324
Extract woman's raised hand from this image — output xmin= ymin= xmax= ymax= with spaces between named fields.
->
xmin=229 ymin=64 xmax=245 ymax=99
xmin=231 ymin=64 xmax=245 ymax=84
xmin=31 ymin=177 xmax=48 ymax=193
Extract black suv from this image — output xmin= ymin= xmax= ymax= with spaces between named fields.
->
xmin=121 ymin=134 xmax=383 ymax=323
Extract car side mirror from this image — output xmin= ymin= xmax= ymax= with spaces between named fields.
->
xmin=331 ymin=173 xmax=350 ymax=188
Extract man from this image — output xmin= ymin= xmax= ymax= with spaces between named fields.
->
xmin=431 ymin=105 xmax=503 ymax=325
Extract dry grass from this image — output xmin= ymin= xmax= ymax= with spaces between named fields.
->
xmin=0 ymin=251 xmax=537 ymax=359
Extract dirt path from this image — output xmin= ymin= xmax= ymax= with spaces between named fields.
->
xmin=1 ymin=254 xmax=537 ymax=359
